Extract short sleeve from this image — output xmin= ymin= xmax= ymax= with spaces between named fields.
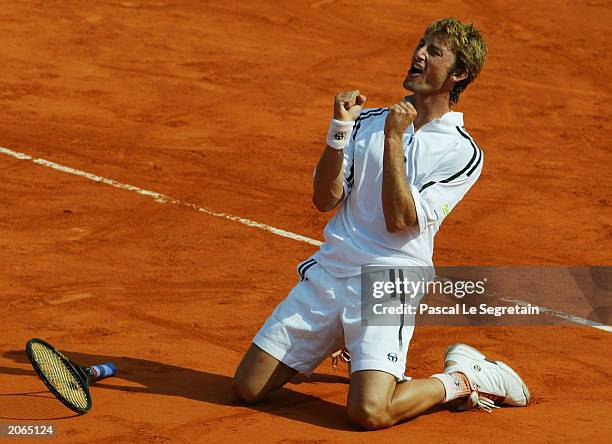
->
xmin=411 ymin=142 xmax=483 ymax=234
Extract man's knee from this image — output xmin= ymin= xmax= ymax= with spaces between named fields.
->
xmin=347 ymin=400 xmax=392 ymax=430
xmin=231 ymin=375 xmax=264 ymax=404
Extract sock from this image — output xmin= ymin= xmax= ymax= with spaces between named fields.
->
xmin=431 ymin=372 xmax=472 ymax=403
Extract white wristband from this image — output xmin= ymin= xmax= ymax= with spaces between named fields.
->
xmin=326 ymin=118 xmax=355 ymax=150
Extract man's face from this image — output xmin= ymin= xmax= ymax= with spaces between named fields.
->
xmin=403 ymin=34 xmax=457 ymax=95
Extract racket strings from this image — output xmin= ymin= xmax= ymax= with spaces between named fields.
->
xmin=30 ymin=342 xmax=89 ymax=410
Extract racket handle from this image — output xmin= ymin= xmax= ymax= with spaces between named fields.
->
xmin=89 ymin=362 xmax=117 ymax=381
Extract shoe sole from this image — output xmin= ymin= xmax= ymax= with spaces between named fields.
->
xmin=444 ymin=343 xmax=531 ymax=406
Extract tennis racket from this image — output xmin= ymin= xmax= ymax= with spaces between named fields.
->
xmin=25 ymin=338 xmax=117 ymax=414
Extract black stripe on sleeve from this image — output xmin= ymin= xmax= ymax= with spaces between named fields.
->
xmin=417 ymin=127 xmax=483 ymax=192
xmin=467 ymin=147 xmax=482 ymax=177
xmin=438 ymin=127 xmax=478 ymax=183
xmin=419 ymin=181 xmax=436 ymax=192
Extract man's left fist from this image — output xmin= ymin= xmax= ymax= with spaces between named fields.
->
xmin=384 ymin=100 xmax=417 ymax=139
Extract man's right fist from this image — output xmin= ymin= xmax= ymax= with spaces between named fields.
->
xmin=334 ymin=90 xmax=367 ymax=121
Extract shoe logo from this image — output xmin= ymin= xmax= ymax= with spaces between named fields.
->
xmin=473 ymin=364 xmax=481 ymax=372
xmin=387 ymin=352 xmax=398 ymax=362
xmin=452 ymin=375 xmax=461 ymax=387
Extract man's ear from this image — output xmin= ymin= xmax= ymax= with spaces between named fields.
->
xmin=451 ymin=69 xmax=468 ymax=83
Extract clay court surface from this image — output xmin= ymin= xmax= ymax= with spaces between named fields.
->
xmin=0 ymin=0 xmax=610 ymax=442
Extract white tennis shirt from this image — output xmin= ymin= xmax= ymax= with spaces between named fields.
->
xmin=313 ymin=108 xmax=483 ymax=277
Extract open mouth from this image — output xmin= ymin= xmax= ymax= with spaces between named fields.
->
xmin=409 ymin=63 xmax=424 ymax=75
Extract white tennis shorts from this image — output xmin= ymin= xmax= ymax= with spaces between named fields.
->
xmin=253 ymin=259 xmax=416 ymax=380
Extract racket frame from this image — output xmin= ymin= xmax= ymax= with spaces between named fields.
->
xmin=25 ymin=338 xmax=93 ymax=414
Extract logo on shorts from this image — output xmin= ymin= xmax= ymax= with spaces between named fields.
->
xmin=473 ymin=364 xmax=481 ymax=372
xmin=387 ymin=352 xmax=398 ymax=362
xmin=334 ymin=133 xmax=345 ymax=141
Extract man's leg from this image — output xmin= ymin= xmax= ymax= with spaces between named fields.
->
xmin=346 ymin=370 xmax=445 ymax=430
xmin=233 ymin=260 xmax=343 ymax=404
xmin=346 ymin=344 xmax=531 ymax=429
xmin=232 ymin=344 xmax=298 ymax=404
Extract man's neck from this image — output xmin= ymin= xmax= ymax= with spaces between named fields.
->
xmin=411 ymin=93 xmax=452 ymax=132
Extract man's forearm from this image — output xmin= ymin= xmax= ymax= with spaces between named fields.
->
xmin=312 ymin=145 xmax=345 ymax=212
xmin=382 ymin=135 xmax=418 ymax=232
xmin=312 ymin=89 xmax=366 ymax=212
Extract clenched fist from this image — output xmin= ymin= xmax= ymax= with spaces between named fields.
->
xmin=334 ymin=90 xmax=367 ymax=121
xmin=384 ymin=99 xmax=417 ymax=139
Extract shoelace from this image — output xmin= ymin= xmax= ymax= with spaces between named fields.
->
xmin=331 ymin=348 xmax=350 ymax=369
xmin=467 ymin=391 xmax=500 ymax=413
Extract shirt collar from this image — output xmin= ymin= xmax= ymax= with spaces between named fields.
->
xmin=407 ymin=111 xmax=464 ymax=136
xmin=436 ymin=111 xmax=463 ymax=126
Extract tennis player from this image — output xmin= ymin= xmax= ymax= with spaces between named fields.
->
xmin=232 ymin=18 xmax=529 ymax=429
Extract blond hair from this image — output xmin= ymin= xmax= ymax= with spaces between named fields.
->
xmin=424 ymin=18 xmax=488 ymax=105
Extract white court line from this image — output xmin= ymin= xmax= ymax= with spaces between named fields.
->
xmin=1 ymin=145 xmax=609 ymax=333
xmin=500 ymin=297 xmax=611 ymax=333
xmin=0 ymin=146 xmax=322 ymax=247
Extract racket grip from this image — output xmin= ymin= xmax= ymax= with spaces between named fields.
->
xmin=90 ymin=362 xmax=117 ymax=381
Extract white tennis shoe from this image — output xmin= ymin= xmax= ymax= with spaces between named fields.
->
xmin=444 ymin=343 xmax=530 ymax=413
